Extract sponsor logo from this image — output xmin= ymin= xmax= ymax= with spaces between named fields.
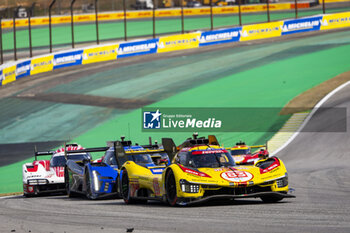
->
xmin=118 ymin=43 xmax=157 ymax=55
xmin=198 ymin=28 xmax=241 ymax=46
xmin=221 ymin=170 xmax=253 ymax=182
xmin=143 ymin=109 xmax=162 ymax=129
xmin=31 ymin=60 xmax=52 ymax=70
xmin=282 ymin=17 xmax=322 ymax=35
xmin=143 ymin=109 xmax=222 ymax=129
xmin=163 ymin=118 xmax=222 ymax=129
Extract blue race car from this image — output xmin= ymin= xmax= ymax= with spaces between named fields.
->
xmin=65 ymin=137 xmax=164 ymax=199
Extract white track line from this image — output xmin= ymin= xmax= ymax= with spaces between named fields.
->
xmin=271 ymin=80 xmax=350 ymax=156
xmin=0 ymin=195 xmax=23 ymax=199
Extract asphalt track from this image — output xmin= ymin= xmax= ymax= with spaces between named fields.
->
xmin=0 ymin=82 xmax=349 ymax=233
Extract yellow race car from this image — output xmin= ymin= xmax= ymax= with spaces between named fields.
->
xmin=118 ymin=135 xmax=295 ymax=206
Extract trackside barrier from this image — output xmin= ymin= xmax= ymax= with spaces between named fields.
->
xmin=1 ymin=11 xmax=350 ymax=86
xmin=0 ymin=3 xmax=310 ymax=29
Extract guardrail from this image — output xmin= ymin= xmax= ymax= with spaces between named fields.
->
xmin=1 ymin=11 xmax=350 ymax=87
xmin=0 ymin=0 xmax=326 ymax=64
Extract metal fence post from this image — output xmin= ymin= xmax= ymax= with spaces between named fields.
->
xmin=13 ymin=12 xmax=17 ymax=61
xmin=49 ymin=0 xmax=56 ymax=53
xmin=152 ymin=0 xmax=156 ymax=38
xmin=294 ymin=0 xmax=298 ymax=19
xmin=266 ymin=0 xmax=270 ymax=22
xmin=95 ymin=0 xmax=99 ymax=44
xmin=238 ymin=0 xmax=242 ymax=26
xmin=181 ymin=0 xmax=184 ymax=34
xmin=28 ymin=10 xmax=33 ymax=57
xmin=123 ymin=0 xmax=127 ymax=41
xmin=210 ymin=0 xmax=213 ymax=30
xmin=322 ymin=0 xmax=326 ymax=14
xmin=0 ymin=16 xmax=3 ymax=64
xmin=70 ymin=0 xmax=76 ymax=48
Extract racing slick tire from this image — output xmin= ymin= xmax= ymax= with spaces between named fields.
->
xmin=85 ymin=170 xmax=96 ymax=200
xmin=260 ymin=195 xmax=284 ymax=203
xmin=165 ymin=169 xmax=178 ymax=206
xmin=65 ymin=166 xmax=79 ymax=198
xmin=120 ymin=169 xmax=147 ymax=204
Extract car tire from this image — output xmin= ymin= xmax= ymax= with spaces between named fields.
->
xmin=65 ymin=167 xmax=78 ymax=198
xmin=85 ymin=170 xmax=95 ymax=200
xmin=165 ymin=169 xmax=178 ymax=206
xmin=260 ymin=195 xmax=284 ymax=203
xmin=121 ymin=169 xmax=136 ymax=204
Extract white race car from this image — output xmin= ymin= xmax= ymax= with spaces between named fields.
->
xmin=22 ymin=144 xmax=91 ymax=196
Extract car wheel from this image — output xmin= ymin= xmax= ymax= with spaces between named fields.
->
xmin=85 ymin=171 xmax=94 ymax=200
xmin=165 ymin=169 xmax=178 ymax=206
xmin=65 ymin=167 xmax=78 ymax=198
xmin=121 ymin=169 xmax=135 ymax=204
xmin=261 ymin=195 xmax=284 ymax=203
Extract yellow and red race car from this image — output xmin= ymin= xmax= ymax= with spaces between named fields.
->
xmin=230 ymin=141 xmax=269 ymax=165
xmin=118 ymin=135 xmax=295 ymax=206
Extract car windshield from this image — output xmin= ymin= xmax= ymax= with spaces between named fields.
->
xmin=50 ymin=153 xmax=90 ymax=167
xmin=189 ymin=151 xmax=235 ymax=168
xmin=132 ymin=154 xmax=153 ymax=164
xmin=118 ymin=153 xmax=154 ymax=166
xmin=231 ymin=149 xmax=250 ymax=156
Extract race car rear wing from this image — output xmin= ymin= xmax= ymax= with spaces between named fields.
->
xmin=62 ymin=145 xmax=110 ymax=160
xmin=108 ymin=140 xmax=167 ymax=167
xmin=34 ymin=150 xmax=56 ymax=161
xmin=162 ymin=134 xmax=220 ymax=162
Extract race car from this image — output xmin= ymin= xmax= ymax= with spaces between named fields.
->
xmin=230 ymin=141 xmax=269 ymax=165
xmin=65 ymin=137 xmax=164 ymax=199
xmin=142 ymin=138 xmax=170 ymax=166
xmin=119 ymin=134 xmax=295 ymax=206
xmin=22 ymin=144 xmax=91 ymax=197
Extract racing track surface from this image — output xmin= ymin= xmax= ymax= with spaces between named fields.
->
xmin=1 ymin=84 xmax=350 ymax=232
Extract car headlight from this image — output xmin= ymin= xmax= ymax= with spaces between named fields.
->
xmin=276 ymin=173 xmax=288 ymax=188
xmin=180 ymin=179 xmax=200 ymax=193
xmin=92 ymin=170 xmax=102 ymax=192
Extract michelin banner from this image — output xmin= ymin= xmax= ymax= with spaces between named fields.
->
xmin=16 ymin=60 xmax=31 ymax=79
xmin=30 ymin=55 xmax=54 ymax=75
xmin=53 ymin=50 xmax=83 ymax=69
xmin=199 ymin=27 xmax=242 ymax=46
xmin=82 ymin=45 xmax=118 ymax=64
xmin=240 ymin=21 xmax=283 ymax=41
xmin=2 ymin=12 xmax=350 ymax=88
xmin=0 ymin=69 xmax=3 ymax=86
xmin=118 ymin=39 xmax=158 ymax=58
xmin=320 ymin=12 xmax=350 ymax=30
xmin=281 ymin=16 xmax=322 ymax=35
xmin=157 ymin=33 xmax=201 ymax=53
xmin=1 ymin=65 xmax=17 ymax=86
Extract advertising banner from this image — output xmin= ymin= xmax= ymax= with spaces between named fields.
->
xmin=117 ymin=39 xmax=158 ymax=58
xmin=16 ymin=60 xmax=31 ymax=79
xmin=320 ymin=12 xmax=350 ymax=30
xmin=0 ymin=69 xmax=3 ymax=86
xmin=240 ymin=21 xmax=283 ymax=41
xmin=2 ymin=65 xmax=17 ymax=85
xmin=157 ymin=33 xmax=201 ymax=53
xmin=53 ymin=50 xmax=83 ymax=69
xmin=142 ymin=107 xmax=346 ymax=132
xmin=82 ymin=45 xmax=118 ymax=64
xmin=199 ymin=27 xmax=242 ymax=46
xmin=281 ymin=16 xmax=322 ymax=35
xmin=30 ymin=55 xmax=54 ymax=75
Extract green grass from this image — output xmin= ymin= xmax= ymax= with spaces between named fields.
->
xmin=3 ymin=7 xmax=350 ymax=51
